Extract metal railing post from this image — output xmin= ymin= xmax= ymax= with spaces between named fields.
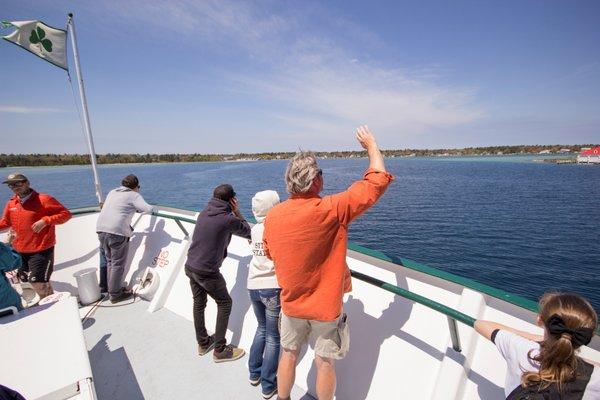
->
xmin=175 ymin=219 xmax=190 ymax=239
xmin=447 ymin=317 xmax=462 ymax=352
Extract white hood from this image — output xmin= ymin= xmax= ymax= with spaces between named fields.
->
xmin=252 ymin=190 xmax=280 ymax=222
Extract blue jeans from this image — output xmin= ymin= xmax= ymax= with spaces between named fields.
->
xmin=248 ymin=288 xmax=281 ymax=394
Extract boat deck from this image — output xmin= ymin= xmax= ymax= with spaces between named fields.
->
xmin=4 ymin=209 xmax=599 ymax=399
xmin=83 ymin=296 xmax=311 ymax=400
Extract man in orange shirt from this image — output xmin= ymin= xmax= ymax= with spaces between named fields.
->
xmin=0 ymin=173 xmax=71 ymax=299
xmin=263 ymin=126 xmax=393 ymax=400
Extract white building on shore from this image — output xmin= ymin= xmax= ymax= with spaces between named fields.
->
xmin=577 ymin=146 xmax=600 ymax=164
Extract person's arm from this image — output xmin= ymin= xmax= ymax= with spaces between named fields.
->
xmin=357 ymin=125 xmax=386 ymax=172
xmin=0 ymin=202 xmax=12 ymax=231
xmin=332 ymin=126 xmax=394 ymax=225
xmin=228 ymin=198 xmax=251 ymax=239
xmin=133 ymin=194 xmax=155 ymax=213
xmin=33 ymin=196 xmax=71 ymax=233
xmin=229 ymin=217 xmax=251 ymax=239
xmin=475 ymin=320 xmax=543 ymax=342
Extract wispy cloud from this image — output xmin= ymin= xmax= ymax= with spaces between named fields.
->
xmin=0 ymin=106 xmax=64 ymax=114
xmin=101 ymin=0 xmax=483 ymax=143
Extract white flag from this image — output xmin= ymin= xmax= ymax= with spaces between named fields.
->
xmin=2 ymin=20 xmax=67 ymax=70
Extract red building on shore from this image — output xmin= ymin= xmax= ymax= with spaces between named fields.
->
xmin=577 ymin=147 xmax=600 ymax=164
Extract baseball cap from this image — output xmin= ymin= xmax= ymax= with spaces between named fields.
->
xmin=213 ymin=184 xmax=236 ymax=202
xmin=2 ymin=173 xmax=28 ymax=184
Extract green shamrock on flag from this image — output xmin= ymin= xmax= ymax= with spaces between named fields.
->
xmin=29 ymin=26 xmax=53 ymax=52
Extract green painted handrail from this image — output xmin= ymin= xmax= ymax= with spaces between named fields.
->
xmin=72 ymin=206 xmax=475 ymax=327
xmin=152 ymin=212 xmax=196 ymax=225
xmin=348 ymin=243 xmax=541 ymax=314
xmin=350 ymin=270 xmax=476 ymax=327
xmin=72 ymin=202 xmax=537 ymax=315
xmin=70 ymin=206 xmax=600 ymax=336
xmin=71 ymin=206 xmax=100 ymax=216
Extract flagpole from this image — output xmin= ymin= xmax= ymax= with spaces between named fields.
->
xmin=67 ymin=13 xmax=103 ymax=205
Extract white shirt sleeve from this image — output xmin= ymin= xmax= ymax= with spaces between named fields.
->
xmin=133 ymin=194 xmax=155 ymax=213
xmin=494 ymin=330 xmax=541 ymax=397
xmin=583 ymin=365 xmax=600 ymax=400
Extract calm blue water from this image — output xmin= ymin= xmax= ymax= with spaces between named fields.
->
xmin=1 ymin=156 xmax=599 ymax=312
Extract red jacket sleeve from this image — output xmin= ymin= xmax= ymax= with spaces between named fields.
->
xmin=0 ymin=201 xmax=11 ymax=231
xmin=330 ymin=168 xmax=394 ymax=226
xmin=41 ymin=196 xmax=72 ymax=226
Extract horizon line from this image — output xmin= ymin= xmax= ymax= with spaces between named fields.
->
xmin=1 ymin=143 xmax=599 ymax=157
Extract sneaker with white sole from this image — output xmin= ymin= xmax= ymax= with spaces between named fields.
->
xmin=249 ymin=376 xmax=261 ymax=386
xmin=262 ymin=388 xmax=278 ymax=399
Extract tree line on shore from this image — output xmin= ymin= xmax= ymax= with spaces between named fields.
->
xmin=0 ymin=144 xmax=596 ymax=167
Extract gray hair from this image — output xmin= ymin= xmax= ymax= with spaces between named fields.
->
xmin=285 ymin=151 xmax=319 ymax=194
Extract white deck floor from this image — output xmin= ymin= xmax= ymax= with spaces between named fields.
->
xmin=83 ymin=297 xmax=311 ymax=400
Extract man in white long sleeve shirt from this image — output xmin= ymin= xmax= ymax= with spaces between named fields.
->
xmin=96 ymin=174 xmax=155 ymax=303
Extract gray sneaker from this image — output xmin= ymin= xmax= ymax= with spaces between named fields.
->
xmin=213 ymin=344 xmax=245 ymax=363
xmin=197 ymin=336 xmax=216 ymax=356
xmin=249 ymin=376 xmax=261 ymax=386
xmin=262 ymin=388 xmax=278 ymax=399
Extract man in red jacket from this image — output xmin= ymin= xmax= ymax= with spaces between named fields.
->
xmin=0 ymin=173 xmax=71 ymax=299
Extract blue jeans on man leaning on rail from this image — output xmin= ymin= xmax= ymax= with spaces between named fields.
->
xmin=248 ymin=288 xmax=281 ymax=394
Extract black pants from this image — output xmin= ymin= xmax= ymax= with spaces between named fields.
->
xmin=18 ymin=246 xmax=54 ymax=283
xmin=185 ymin=267 xmax=232 ymax=352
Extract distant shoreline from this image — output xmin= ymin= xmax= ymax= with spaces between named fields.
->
xmin=0 ymin=144 xmax=595 ymax=168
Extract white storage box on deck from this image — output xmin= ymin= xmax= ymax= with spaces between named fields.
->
xmin=0 ymin=297 xmax=96 ymax=399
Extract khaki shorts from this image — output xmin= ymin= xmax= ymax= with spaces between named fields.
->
xmin=280 ymin=312 xmax=350 ymax=360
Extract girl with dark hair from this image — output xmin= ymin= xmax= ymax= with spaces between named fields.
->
xmin=476 ymin=292 xmax=599 ymax=399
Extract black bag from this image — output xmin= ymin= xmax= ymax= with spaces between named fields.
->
xmin=506 ymin=359 xmax=594 ymax=400
xmin=0 ymin=384 xmax=26 ymax=400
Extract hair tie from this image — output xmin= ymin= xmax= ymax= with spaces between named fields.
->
xmin=545 ymin=314 xmax=594 ymax=348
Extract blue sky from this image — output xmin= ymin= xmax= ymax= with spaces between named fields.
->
xmin=1 ymin=0 xmax=599 ymax=153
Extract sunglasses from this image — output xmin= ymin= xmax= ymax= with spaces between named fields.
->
xmin=7 ymin=181 xmax=26 ymax=188
xmin=317 ymin=169 xmax=323 ymax=177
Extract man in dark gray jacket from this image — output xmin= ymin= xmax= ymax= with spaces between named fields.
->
xmin=96 ymin=174 xmax=154 ymax=303
xmin=185 ymin=184 xmax=251 ymax=363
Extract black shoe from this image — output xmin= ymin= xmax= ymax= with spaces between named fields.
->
xmin=109 ymin=290 xmax=133 ymax=304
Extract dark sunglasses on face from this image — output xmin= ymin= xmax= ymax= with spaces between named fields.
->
xmin=317 ymin=169 xmax=323 ymax=176
xmin=7 ymin=181 xmax=26 ymax=188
